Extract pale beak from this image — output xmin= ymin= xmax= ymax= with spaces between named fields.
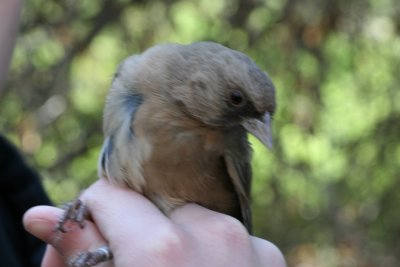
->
xmin=242 ymin=113 xmax=273 ymax=149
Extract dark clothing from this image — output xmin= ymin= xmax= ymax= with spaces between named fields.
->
xmin=0 ymin=135 xmax=51 ymax=267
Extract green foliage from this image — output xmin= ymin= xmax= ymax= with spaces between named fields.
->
xmin=2 ymin=0 xmax=400 ymax=266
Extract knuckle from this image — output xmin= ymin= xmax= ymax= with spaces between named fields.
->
xmin=205 ymin=214 xmax=249 ymax=244
xmin=144 ymin=223 xmax=187 ymax=263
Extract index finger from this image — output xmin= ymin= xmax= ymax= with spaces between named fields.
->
xmin=80 ymin=179 xmax=172 ymax=255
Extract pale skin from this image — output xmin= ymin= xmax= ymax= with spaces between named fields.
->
xmin=23 ymin=179 xmax=287 ymax=267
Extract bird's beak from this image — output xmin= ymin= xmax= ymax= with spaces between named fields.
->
xmin=242 ymin=113 xmax=273 ymax=149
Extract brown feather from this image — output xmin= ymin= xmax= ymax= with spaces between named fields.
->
xmin=99 ymin=42 xmax=276 ymax=233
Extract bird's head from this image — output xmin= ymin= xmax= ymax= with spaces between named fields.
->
xmin=122 ymin=42 xmax=276 ymax=148
xmin=170 ymin=42 xmax=276 ymax=148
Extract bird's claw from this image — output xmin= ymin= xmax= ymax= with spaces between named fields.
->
xmin=55 ymin=198 xmax=89 ymax=233
xmin=68 ymin=246 xmax=113 ymax=267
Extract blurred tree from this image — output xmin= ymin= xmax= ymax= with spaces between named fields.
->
xmin=1 ymin=0 xmax=399 ymax=266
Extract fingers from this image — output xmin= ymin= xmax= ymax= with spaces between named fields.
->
xmin=41 ymin=245 xmax=113 ymax=267
xmin=23 ymin=180 xmax=286 ymax=267
xmin=78 ymin=179 xmax=180 ymax=266
xmin=171 ymin=204 xmax=287 ymax=266
xmin=23 ymin=179 xmax=174 ymax=267
xmin=170 ymin=203 xmax=250 ymax=246
xmin=23 ymin=205 xmax=107 ymax=265
xmin=23 ymin=206 xmax=58 ymax=244
xmin=170 ymin=204 xmax=256 ymax=266
xmin=81 ymin=179 xmax=171 ymax=239
xmin=252 ymin=237 xmax=287 ymax=267
xmin=41 ymin=245 xmax=65 ymax=267
xmin=172 ymin=205 xmax=287 ymax=266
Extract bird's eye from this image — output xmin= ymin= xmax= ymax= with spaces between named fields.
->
xmin=229 ymin=90 xmax=245 ymax=107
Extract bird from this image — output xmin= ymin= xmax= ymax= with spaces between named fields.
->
xmin=57 ymin=41 xmax=276 ymax=267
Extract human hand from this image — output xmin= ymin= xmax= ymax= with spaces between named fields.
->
xmin=23 ymin=179 xmax=286 ymax=267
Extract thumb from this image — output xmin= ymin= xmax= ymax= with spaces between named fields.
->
xmin=23 ymin=205 xmax=106 ymax=260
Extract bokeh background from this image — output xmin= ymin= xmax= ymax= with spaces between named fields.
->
xmin=1 ymin=0 xmax=399 ymax=266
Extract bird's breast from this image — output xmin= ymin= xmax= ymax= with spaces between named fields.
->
xmin=132 ymin=100 xmax=240 ymax=216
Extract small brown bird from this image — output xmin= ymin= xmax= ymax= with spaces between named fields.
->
xmin=58 ymin=41 xmax=276 ymax=267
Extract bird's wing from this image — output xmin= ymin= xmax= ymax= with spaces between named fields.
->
xmin=98 ymin=55 xmax=147 ymax=191
xmin=98 ymin=92 xmax=146 ymax=191
xmin=224 ymin=136 xmax=253 ymax=233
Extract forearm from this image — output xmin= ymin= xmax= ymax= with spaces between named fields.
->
xmin=0 ymin=0 xmax=22 ymax=90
